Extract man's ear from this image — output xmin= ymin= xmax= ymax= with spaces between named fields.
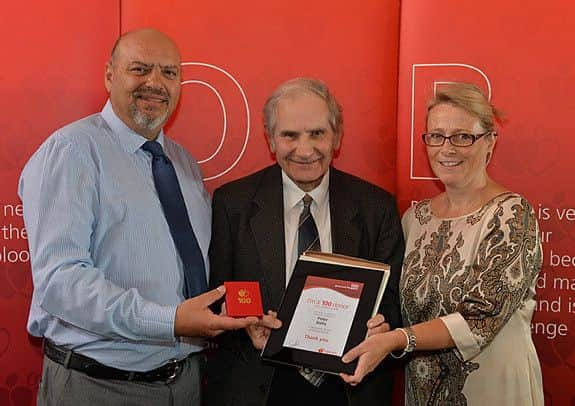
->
xmin=104 ymin=62 xmax=113 ymax=92
xmin=333 ymin=131 xmax=342 ymax=150
xmin=267 ymin=134 xmax=276 ymax=153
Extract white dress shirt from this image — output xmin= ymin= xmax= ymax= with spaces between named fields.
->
xmin=282 ymin=170 xmax=332 ymax=285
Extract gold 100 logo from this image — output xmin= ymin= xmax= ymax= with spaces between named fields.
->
xmin=238 ymin=289 xmax=252 ymax=304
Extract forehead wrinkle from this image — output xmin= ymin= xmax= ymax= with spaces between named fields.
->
xmin=112 ymin=34 xmax=180 ymax=65
xmin=304 ymin=126 xmax=327 ymax=132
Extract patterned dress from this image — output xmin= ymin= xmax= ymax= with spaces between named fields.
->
xmin=400 ymin=192 xmax=544 ymax=406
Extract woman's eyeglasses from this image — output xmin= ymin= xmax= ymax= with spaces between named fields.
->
xmin=422 ymin=131 xmax=494 ymax=147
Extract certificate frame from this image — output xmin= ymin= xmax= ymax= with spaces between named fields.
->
xmin=261 ymin=252 xmax=389 ymax=375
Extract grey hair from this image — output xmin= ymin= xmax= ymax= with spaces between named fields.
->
xmin=263 ymin=77 xmax=343 ymax=136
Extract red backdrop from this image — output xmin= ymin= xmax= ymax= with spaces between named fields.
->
xmin=396 ymin=1 xmax=575 ymax=404
xmin=1 ymin=1 xmax=573 ymax=404
xmin=0 ymin=1 xmax=118 ymax=404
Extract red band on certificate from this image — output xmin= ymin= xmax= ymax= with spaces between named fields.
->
xmin=224 ymin=281 xmax=264 ymax=317
xmin=302 ymin=275 xmax=363 ymax=299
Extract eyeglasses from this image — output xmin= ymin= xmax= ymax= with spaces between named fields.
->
xmin=422 ymin=131 xmax=494 ymax=147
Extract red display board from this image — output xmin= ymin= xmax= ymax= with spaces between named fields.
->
xmin=0 ymin=2 xmax=118 ymax=404
xmin=395 ymin=1 xmax=575 ymax=404
xmin=121 ymin=0 xmax=400 ymax=192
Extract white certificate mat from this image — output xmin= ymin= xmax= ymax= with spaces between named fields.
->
xmin=261 ymin=252 xmax=390 ymax=375
xmin=283 ymin=276 xmax=364 ymax=356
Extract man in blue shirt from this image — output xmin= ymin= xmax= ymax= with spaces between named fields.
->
xmin=19 ymin=28 xmax=255 ymax=406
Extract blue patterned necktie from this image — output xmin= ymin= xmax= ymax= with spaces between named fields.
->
xmin=298 ymin=194 xmax=321 ymax=255
xmin=142 ymin=140 xmax=207 ymax=298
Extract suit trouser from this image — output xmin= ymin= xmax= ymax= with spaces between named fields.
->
xmin=37 ymin=355 xmax=202 ymax=406
xmin=266 ymin=366 xmax=349 ymax=406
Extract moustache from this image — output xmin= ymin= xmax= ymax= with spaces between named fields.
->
xmin=133 ymin=86 xmax=169 ymax=101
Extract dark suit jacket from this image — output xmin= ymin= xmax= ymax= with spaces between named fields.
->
xmin=205 ymin=164 xmax=404 ymax=406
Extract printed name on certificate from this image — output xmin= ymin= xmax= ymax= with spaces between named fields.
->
xmin=283 ymin=275 xmax=364 ymax=356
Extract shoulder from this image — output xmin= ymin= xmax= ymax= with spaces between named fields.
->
xmin=479 ymin=192 xmax=541 ymax=259
xmin=163 ymin=136 xmax=205 ymax=181
xmin=19 ymin=113 xmax=105 ymax=197
xmin=162 ymin=136 xmax=198 ymax=165
xmin=486 ymin=191 xmax=535 ymax=215
xmin=401 ymin=201 xmax=419 ymax=221
xmin=214 ymin=165 xmax=279 ymax=201
xmin=466 ymin=192 xmax=539 ymax=240
xmin=23 ymin=113 xmax=104 ymax=168
xmin=402 ymin=199 xmax=432 ymax=230
xmin=495 ymin=192 xmax=538 ymax=228
xmin=59 ymin=112 xmax=107 ymax=135
xmin=330 ymin=168 xmax=395 ymax=202
xmin=45 ymin=113 xmax=105 ymax=147
xmin=163 ymin=136 xmax=194 ymax=160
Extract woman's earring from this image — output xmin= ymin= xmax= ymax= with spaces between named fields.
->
xmin=486 ymin=151 xmax=492 ymax=165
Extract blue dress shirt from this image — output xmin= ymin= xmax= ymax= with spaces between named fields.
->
xmin=18 ymin=101 xmax=211 ymax=371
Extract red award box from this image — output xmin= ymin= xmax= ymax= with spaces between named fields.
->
xmin=224 ymin=281 xmax=264 ymax=317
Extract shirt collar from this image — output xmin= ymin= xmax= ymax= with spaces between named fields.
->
xmin=101 ymin=100 xmax=166 ymax=154
xmin=282 ymin=168 xmax=330 ymax=210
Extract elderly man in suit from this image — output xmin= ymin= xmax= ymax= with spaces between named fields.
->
xmin=205 ymin=78 xmax=404 ymax=406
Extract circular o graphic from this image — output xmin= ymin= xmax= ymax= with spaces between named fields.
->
xmin=180 ymin=80 xmax=227 ymax=164
xmin=180 ymin=62 xmax=250 ymax=181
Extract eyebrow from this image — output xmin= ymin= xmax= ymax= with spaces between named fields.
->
xmin=279 ymin=130 xmax=299 ymax=137
xmin=305 ymin=127 xmax=326 ymax=133
xmin=428 ymin=127 xmax=475 ymax=133
xmin=128 ymin=61 xmax=180 ymax=70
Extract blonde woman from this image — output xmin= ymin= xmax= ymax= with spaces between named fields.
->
xmin=341 ymin=83 xmax=543 ymax=406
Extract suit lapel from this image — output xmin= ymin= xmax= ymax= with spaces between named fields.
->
xmin=249 ymin=165 xmax=286 ymax=308
xmin=329 ymin=168 xmax=362 ymax=257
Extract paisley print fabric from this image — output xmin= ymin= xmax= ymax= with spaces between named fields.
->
xmin=400 ymin=192 xmax=544 ymax=406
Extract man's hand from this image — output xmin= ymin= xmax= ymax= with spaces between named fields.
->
xmin=174 ymin=286 xmax=258 ymax=338
xmin=245 ymin=310 xmax=282 ymax=350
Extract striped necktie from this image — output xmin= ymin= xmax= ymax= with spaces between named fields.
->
xmin=297 ymin=194 xmax=321 ymax=255
xmin=296 ymin=194 xmax=324 ymax=386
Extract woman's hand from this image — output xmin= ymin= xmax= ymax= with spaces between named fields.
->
xmin=339 ymin=329 xmax=405 ymax=386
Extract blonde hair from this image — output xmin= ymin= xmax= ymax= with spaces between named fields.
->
xmin=427 ymin=83 xmax=504 ymax=132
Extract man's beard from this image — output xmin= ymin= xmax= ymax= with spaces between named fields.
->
xmin=129 ymin=87 xmax=170 ymax=131
xmin=130 ymin=103 xmax=169 ymax=131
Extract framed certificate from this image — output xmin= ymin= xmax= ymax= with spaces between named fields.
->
xmin=261 ymin=252 xmax=390 ymax=375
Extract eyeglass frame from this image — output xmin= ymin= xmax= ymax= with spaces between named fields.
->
xmin=421 ymin=131 xmax=495 ymax=147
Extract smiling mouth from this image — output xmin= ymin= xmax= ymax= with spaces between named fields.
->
xmin=290 ymin=159 xmax=321 ymax=165
xmin=133 ymin=86 xmax=169 ymax=104
xmin=136 ymin=94 xmax=168 ymax=104
xmin=439 ymin=161 xmax=462 ymax=167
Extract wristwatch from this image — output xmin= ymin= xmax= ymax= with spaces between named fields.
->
xmin=390 ymin=326 xmax=416 ymax=359
xmin=403 ymin=326 xmax=416 ymax=353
